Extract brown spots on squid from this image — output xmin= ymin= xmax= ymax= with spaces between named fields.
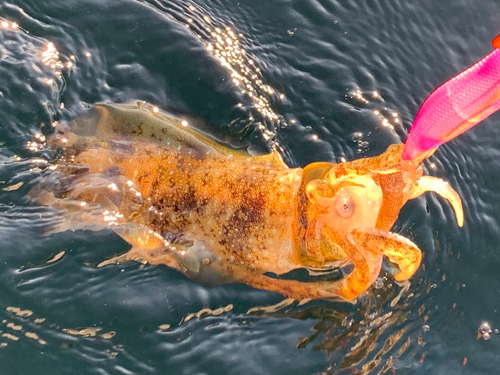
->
xmin=218 ymin=202 xmax=266 ymax=250
xmin=131 ymin=122 xmax=144 ymax=135
xmin=116 ymin=141 xmax=294 ymax=259
xmin=232 ymin=201 xmax=264 ymax=227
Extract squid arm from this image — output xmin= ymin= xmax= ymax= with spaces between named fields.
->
xmin=350 ymin=227 xmax=422 ymax=282
xmin=267 ymin=222 xmax=423 ymax=300
xmin=408 ymin=176 xmax=464 ymax=227
xmin=237 ymin=226 xmax=384 ymax=301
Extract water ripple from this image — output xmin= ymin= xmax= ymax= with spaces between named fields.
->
xmin=2 ymin=0 xmax=500 ymax=374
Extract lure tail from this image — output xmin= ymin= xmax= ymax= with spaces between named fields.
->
xmin=402 ymin=35 xmax=500 ymax=162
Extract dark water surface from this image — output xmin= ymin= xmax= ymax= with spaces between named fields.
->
xmin=1 ymin=0 xmax=500 ymax=374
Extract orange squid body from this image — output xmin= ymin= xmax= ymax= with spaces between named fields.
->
xmin=36 ymin=103 xmax=464 ymax=301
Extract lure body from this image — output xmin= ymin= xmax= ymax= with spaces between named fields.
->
xmin=403 ymin=41 xmax=500 ymax=162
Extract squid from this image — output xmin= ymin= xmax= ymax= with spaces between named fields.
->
xmin=31 ymin=35 xmax=500 ymax=301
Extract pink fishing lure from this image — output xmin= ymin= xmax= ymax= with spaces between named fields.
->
xmin=402 ymin=36 xmax=500 ymax=162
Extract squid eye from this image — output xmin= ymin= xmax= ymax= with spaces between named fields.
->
xmin=335 ymin=194 xmax=355 ymax=218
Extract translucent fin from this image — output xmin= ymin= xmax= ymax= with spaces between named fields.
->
xmin=112 ymin=223 xmax=168 ymax=249
xmin=92 ymin=102 xmax=275 ymax=161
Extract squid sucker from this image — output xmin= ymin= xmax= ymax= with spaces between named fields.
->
xmin=32 ymin=102 xmax=464 ymax=301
